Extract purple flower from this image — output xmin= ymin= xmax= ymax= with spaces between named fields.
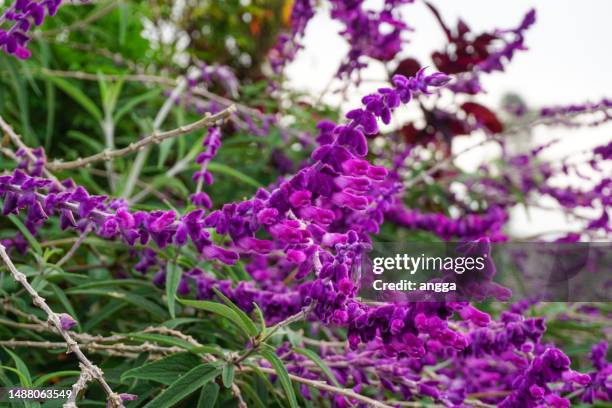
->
xmin=0 ymin=0 xmax=64 ymax=59
xmin=57 ymin=313 xmax=77 ymax=331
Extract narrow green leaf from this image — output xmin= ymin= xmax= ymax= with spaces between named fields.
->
xmin=197 ymin=382 xmax=220 ymax=408
xmin=177 ymin=298 xmax=252 ymax=337
xmin=118 ymin=0 xmax=128 ymax=45
xmin=121 ymin=352 xmax=202 ymax=385
xmin=49 ymin=283 xmax=78 ymax=325
xmin=114 ymin=88 xmax=161 ymax=123
xmin=143 ymin=364 xmax=222 ymax=408
xmin=128 ymin=333 xmax=193 ymax=350
xmin=83 ymin=301 xmax=126 ymax=332
xmin=207 ymin=162 xmax=262 ymax=188
xmin=34 ymin=371 xmax=80 ymax=387
xmin=44 ymin=79 xmax=56 ymax=150
xmin=237 ymin=381 xmax=267 ymax=408
xmin=212 ymin=288 xmax=258 ymax=337
xmin=7 ymin=214 xmax=42 ymax=256
xmin=161 ymin=317 xmax=202 ymax=329
xmin=3 ymin=347 xmax=32 ymax=386
xmin=189 ymin=345 xmax=227 ymax=358
xmin=222 ymin=363 xmax=235 ymax=388
xmin=166 ymin=262 xmax=182 ymax=319
xmin=157 ymin=138 xmax=175 ymax=168
xmin=66 ymin=289 xmax=168 ymax=319
xmin=0 ymin=365 xmax=30 ymax=387
xmin=260 ymin=349 xmax=298 ymax=408
xmin=243 ymin=363 xmax=285 ymax=407
xmin=253 ymin=303 xmax=266 ymax=337
xmin=46 ymin=76 xmax=102 ymax=121
xmin=293 ymin=347 xmax=341 ymax=387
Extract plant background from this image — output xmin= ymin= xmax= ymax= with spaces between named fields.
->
xmin=0 ymin=0 xmax=610 ymax=407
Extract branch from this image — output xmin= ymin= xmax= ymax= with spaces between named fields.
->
xmin=0 ymin=114 xmax=62 ymax=188
xmin=38 ymin=0 xmax=119 ymax=38
xmin=0 ymin=244 xmax=124 ymax=408
xmin=63 ymin=363 xmax=96 ymax=408
xmin=120 ymin=73 xmax=194 ymax=198
xmin=46 ymin=106 xmax=235 ymax=171
xmin=245 ymin=366 xmax=394 ymax=408
xmin=55 ymin=224 xmax=93 ymax=268
xmin=0 ymin=339 xmax=183 ymax=354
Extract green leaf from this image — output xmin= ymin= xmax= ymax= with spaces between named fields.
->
xmin=293 ymin=347 xmax=341 ymax=387
xmin=66 ymin=130 xmax=104 ymax=152
xmin=66 ymin=289 xmax=168 ymax=319
xmin=49 ymin=283 xmax=78 ymax=326
xmin=34 ymin=371 xmax=80 ymax=387
xmin=143 ymin=363 xmax=222 ymax=408
xmin=166 ymin=262 xmax=182 ymax=319
xmin=189 ymin=345 xmax=227 ymax=359
xmin=113 ymin=88 xmax=161 ymax=123
xmin=177 ymin=298 xmax=252 ymax=337
xmin=121 ymin=352 xmax=202 ymax=385
xmin=7 ymin=214 xmax=42 ymax=256
xmin=260 ymin=349 xmax=298 ymax=408
xmin=212 ymin=288 xmax=258 ymax=337
xmin=2 ymin=58 xmax=34 ymax=143
xmin=207 ymin=162 xmax=262 ymax=189
xmin=161 ymin=317 xmax=202 ymax=329
xmin=222 ymin=363 xmax=235 ymax=388
xmin=118 ymin=0 xmax=128 ymax=45
xmin=197 ymin=382 xmax=220 ymax=408
xmin=0 ymin=365 xmax=31 ymax=387
xmin=253 ymin=303 xmax=266 ymax=337
xmin=99 ymin=74 xmax=125 ymax=115
xmin=157 ymin=138 xmax=175 ymax=168
xmin=3 ymin=347 xmax=32 ymax=386
xmin=146 ymin=174 xmax=190 ymax=196
xmin=128 ymin=333 xmax=193 ymax=350
xmin=237 ymin=381 xmax=267 ymax=408
xmin=83 ymin=301 xmax=126 ymax=332
xmin=243 ymin=363 xmax=285 ymax=407
xmin=44 ymin=78 xmax=56 ymax=151
xmin=46 ymin=76 xmax=103 ymax=122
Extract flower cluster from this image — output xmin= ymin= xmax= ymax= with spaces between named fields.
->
xmin=330 ymin=0 xmax=412 ymax=79
xmin=268 ymin=0 xmax=315 ymax=74
xmin=428 ymin=7 xmax=536 ymax=94
xmin=190 ymin=126 xmax=222 ymax=208
xmin=0 ymin=0 xmax=63 ymax=59
xmin=0 ymin=69 xmax=457 ymax=356
xmin=387 ymin=205 xmax=508 ymax=241
xmin=2 ymin=1 xmax=611 ymax=405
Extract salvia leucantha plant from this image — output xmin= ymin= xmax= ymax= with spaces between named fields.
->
xmin=0 ymin=0 xmax=611 ymax=407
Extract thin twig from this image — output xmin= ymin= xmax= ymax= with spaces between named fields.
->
xmin=46 ymin=106 xmax=235 ymax=171
xmin=121 ymin=74 xmax=194 ymax=198
xmin=0 ymin=339 xmax=183 ymax=354
xmin=244 ymin=366 xmax=394 ymax=408
xmin=0 ymin=244 xmax=124 ymax=408
xmin=63 ymin=363 xmax=96 ymax=408
xmin=56 ymin=224 xmax=93 ymax=268
xmin=0 ymin=114 xmax=62 ymax=188
xmin=38 ymin=0 xmax=119 ymax=38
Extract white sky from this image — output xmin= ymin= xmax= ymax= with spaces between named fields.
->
xmin=286 ymin=0 xmax=612 ymax=239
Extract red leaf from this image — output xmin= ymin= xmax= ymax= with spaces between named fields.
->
xmin=461 ymin=102 xmax=504 ymax=133
xmin=393 ymin=58 xmax=421 ymax=78
xmin=401 ymin=123 xmax=420 ymax=144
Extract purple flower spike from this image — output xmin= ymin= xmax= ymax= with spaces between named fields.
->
xmin=0 ymin=0 xmax=65 ymax=59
